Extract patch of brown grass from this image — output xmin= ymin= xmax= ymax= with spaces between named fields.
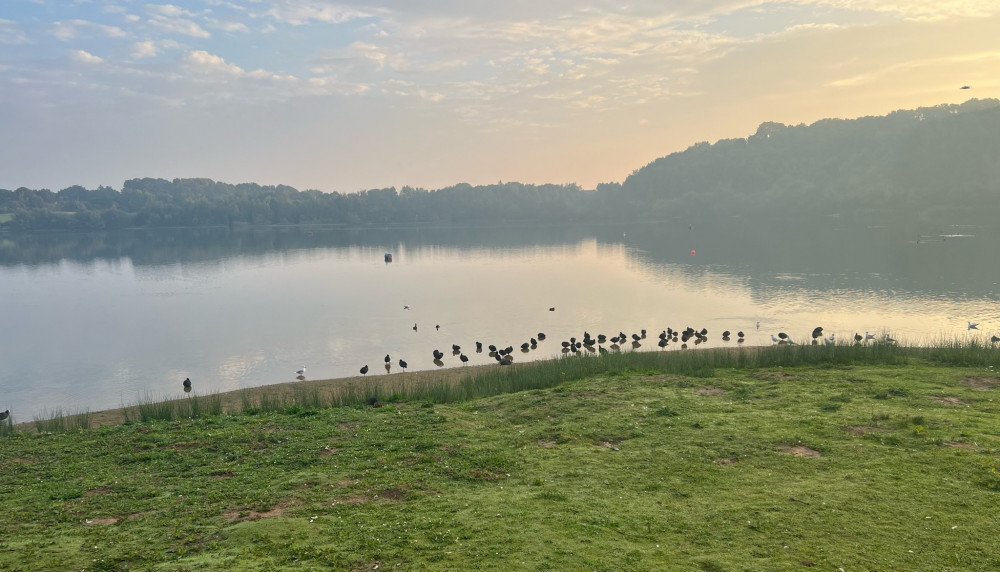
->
xmin=960 ymin=377 xmax=998 ymax=390
xmin=929 ymin=396 xmax=966 ymax=406
xmin=696 ymin=387 xmax=725 ymax=396
xmin=714 ymin=457 xmax=738 ymax=465
xmin=777 ymin=445 xmax=821 ymax=457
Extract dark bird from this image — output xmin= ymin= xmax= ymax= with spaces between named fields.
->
xmin=384 ymin=354 xmax=391 ymax=363
xmin=360 ymin=365 xmax=369 ymax=376
xmin=433 ymin=349 xmax=444 ymax=360
xmin=413 ymin=323 xmax=418 ymax=331
xmin=452 ymin=344 xmax=461 ymax=352
xmin=476 ymin=341 xmax=483 ymax=352
xmin=460 ymin=354 xmax=469 ymax=365
xmin=991 ymin=335 xmax=1000 ymax=344
xmin=960 ymin=85 xmax=971 ymax=89
xmin=436 ymin=324 xmax=440 ymax=331
xmin=0 ymin=410 xmax=8 ymax=421
xmin=722 ymin=330 xmax=730 ymax=339
xmin=520 ymin=342 xmax=530 ymax=351
xmin=811 ymin=327 xmax=823 ymax=339
xmin=641 ymin=329 xmax=647 ymax=338
xmin=403 ymin=305 xmax=410 ymax=310
xmin=854 ymin=333 xmax=863 ymax=343
xmin=777 ymin=332 xmax=789 ymax=340
xmin=632 ymin=333 xmax=641 ymax=341
xmin=398 ymin=359 xmax=408 ymax=371
xmin=737 ymin=331 xmax=744 ymax=338
xmin=182 ymin=377 xmax=192 ymax=391
xmin=537 ymin=332 xmax=546 ymax=340
xmin=561 ymin=341 xmax=571 ymax=348
xmin=488 ymin=344 xmax=498 ymax=353
xmin=530 ymin=337 xmax=537 ymax=346
xmin=549 ymin=307 xmax=555 ymax=311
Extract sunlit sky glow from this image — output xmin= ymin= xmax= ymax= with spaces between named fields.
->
xmin=2 ymin=0 xmax=998 ymax=192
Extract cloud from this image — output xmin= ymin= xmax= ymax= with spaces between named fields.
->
xmin=265 ymin=0 xmax=374 ymax=25
xmin=130 ymin=40 xmax=159 ymax=58
xmin=51 ymin=19 xmax=128 ymax=41
xmin=146 ymin=4 xmax=212 ymax=38
xmin=0 ymin=19 xmax=30 ymax=45
xmin=69 ymin=49 xmax=104 ymax=64
xmin=185 ymin=50 xmax=245 ymax=75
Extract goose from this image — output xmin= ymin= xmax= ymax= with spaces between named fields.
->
xmin=360 ymin=365 xmax=369 ymax=376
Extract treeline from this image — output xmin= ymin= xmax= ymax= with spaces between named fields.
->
xmin=617 ymin=98 xmax=1000 ymax=221
xmin=3 ymin=98 xmax=1000 ymax=231
xmin=0 ymin=179 xmax=606 ymax=231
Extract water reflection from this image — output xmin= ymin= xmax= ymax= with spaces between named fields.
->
xmin=0 ymin=220 xmax=997 ymax=419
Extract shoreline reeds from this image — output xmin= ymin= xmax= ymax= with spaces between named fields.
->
xmin=11 ymin=340 xmax=999 ymax=435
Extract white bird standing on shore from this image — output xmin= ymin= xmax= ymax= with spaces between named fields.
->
xmin=865 ymin=331 xmax=876 ymax=341
xmin=295 ymin=367 xmax=306 ymax=378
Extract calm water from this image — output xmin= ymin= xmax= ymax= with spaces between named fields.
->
xmin=2 ymin=219 xmax=997 ymax=420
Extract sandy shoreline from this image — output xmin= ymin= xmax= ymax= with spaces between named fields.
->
xmin=14 ymin=362 xmax=506 ymax=431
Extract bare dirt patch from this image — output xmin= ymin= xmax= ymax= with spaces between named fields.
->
xmin=537 ymin=439 xmax=557 ymax=448
xmin=961 ymin=377 xmax=998 ymax=390
xmin=83 ymin=487 xmax=112 ymax=498
xmin=378 ymin=485 xmax=410 ymax=501
xmin=167 ymin=441 xmax=201 ymax=450
xmin=696 ymin=387 xmax=725 ymax=396
xmin=338 ymin=479 xmax=357 ymax=487
xmin=224 ymin=502 xmax=290 ymax=522
xmin=352 ymin=561 xmax=381 ymax=572
xmin=208 ymin=471 xmax=235 ymax=481
xmin=929 ymin=396 xmax=966 ymax=406
xmin=945 ymin=441 xmax=977 ymax=450
xmin=843 ymin=426 xmax=889 ymax=436
xmin=752 ymin=371 xmax=796 ymax=381
xmin=777 ymin=445 xmax=821 ymax=457
xmin=714 ymin=457 xmax=738 ymax=465
xmin=320 ymin=446 xmax=339 ymax=457
xmin=84 ymin=517 xmax=119 ymax=526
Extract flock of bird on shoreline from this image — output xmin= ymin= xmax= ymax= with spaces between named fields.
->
xmin=334 ymin=311 xmax=1000 ymax=382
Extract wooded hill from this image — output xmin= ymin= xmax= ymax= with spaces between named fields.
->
xmin=3 ymin=98 xmax=998 ymax=231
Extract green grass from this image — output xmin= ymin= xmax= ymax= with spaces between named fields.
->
xmin=3 ymin=344 xmax=1000 ymax=570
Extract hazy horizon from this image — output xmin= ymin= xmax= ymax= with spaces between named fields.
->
xmin=2 ymin=1 xmax=998 ymax=193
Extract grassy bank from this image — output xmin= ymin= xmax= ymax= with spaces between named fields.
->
xmin=2 ymin=343 xmax=1000 ymax=570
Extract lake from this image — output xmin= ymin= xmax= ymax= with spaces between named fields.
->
xmin=1 ymin=218 xmax=997 ymax=420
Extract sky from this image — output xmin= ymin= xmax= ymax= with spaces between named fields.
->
xmin=1 ymin=1 xmax=999 ymax=193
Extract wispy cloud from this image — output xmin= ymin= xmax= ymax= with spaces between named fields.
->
xmin=0 ymin=19 xmax=30 ymax=45
xmin=51 ymin=19 xmax=128 ymax=41
xmin=69 ymin=49 xmax=104 ymax=64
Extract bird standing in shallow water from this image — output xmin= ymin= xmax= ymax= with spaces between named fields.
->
xmin=968 ymin=321 xmax=979 ymax=330
xmin=360 ymin=365 xmax=369 ymax=376
xmin=182 ymin=377 xmax=192 ymax=392
xmin=295 ymin=367 xmax=306 ymax=378
xmin=398 ymin=359 xmax=408 ymax=372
